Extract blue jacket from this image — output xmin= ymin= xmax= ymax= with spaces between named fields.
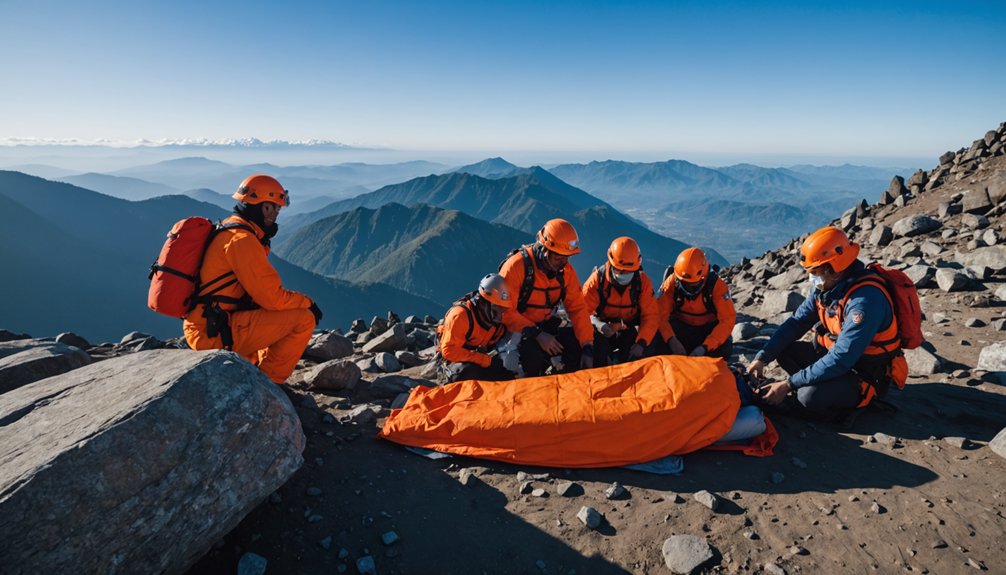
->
xmin=755 ymin=261 xmax=893 ymax=388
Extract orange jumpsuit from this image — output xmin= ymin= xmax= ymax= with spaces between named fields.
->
xmin=183 ymin=215 xmax=315 ymax=384
xmin=440 ymin=299 xmax=507 ymax=367
xmin=657 ymin=275 xmax=736 ymax=352
xmin=499 ymin=246 xmax=593 ymax=346
xmin=581 ymin=264 xmax=660 ymax=346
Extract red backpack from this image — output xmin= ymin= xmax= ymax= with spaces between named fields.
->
xmin=147 ymin=217 xmax=252 ymax=318
xmin=865 ymin=263 xmax=924 ymax=350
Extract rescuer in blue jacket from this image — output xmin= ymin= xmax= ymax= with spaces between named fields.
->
xmin=747 ymin=227 xmax=906 ymax=416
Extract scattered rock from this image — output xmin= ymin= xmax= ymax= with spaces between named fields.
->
xmin=935 ymin=268 xmax=972 ymax=293
xmin=661 ymin=535 xmax=715 ymax=574
xmin=356 ymin=555 xmax=377 ymax=575
xmin=789 ymin=546 xmax=808 ymax=556
xmin=943 ymin=436 xmax=972 ymax=449
xmin=871 ymin=501 xmax=887 ymax=514
xmin=977 ymin=342 xmax=1006 ymax=384
xmin=604 ymin=482 xmax=625 ymax=499
xmin=761 ymin=291 xmax=804 ymax=315
xmin=904 ymin=346 xmax=944 ymax=375
xmin=237 ymin=552 xmax=269 ymax=575
xmin=394 ymin=350 xmax=423 ymax=368
xmin=519 ymin=481 xmax=533 ymax=494
xmin=693 ymin=490 xmax=719 ymax=511
xmin=576 ymin=506 xmax=602 ymax=529
xmin=531 ymin=488 xmax=548 ymax=498
xmin=871 ymin=432 xmax=898 ymax=446
xmin=731 ymin=322 xmax=759 ymax=341
xmin=0 ymin=341 xmax=92 ymax=394
xmin=990 ymin=428 xmax=1006 ymax=460
xmin=55 ymin=332 xmax=90 ymax=349
xmin=764 ymin=563 xmax=786 ymax=575
xmin=869 ymin=224 xmax=893 ymax=247
xmin=892 ymin=215 xmax=941 ymax=237
xmin=362 ymin=323 xmax=407 ymax=354
xmin=459 ymin=468 xmax=477 ymax=486
xmin=556 ymin=481 xmax=580 ymax=497
xmin=306 ymin=359 xmax=362 ymax=391
xmin=962 ymin=188 xmax=993 ymax=215
xmin=373 ymin=351 xmax=401 ymax=373
xmin=304 ymin=332 xmax=355 ymax=361
xmin=381 ymin=531 xmax=399 ymax=545
xmin=368 ymin=375 xmax=426 ymax=399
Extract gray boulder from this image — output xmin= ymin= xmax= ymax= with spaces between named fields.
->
xmin=957 ymin=246 xmax=1006 ymax=275
xmin=904 ymin=346 xmax=943 ymax=375
xmin=761 ymin=291 xmax=804 ymax=315
xmin=903 ymin=265 xmax=936 ymax=288
xmin=368 ymin=375 xmax=427 ymax=399
xmin=935 ymin=269 xmax=972 ymax=293
xmin=960 ymin=213 xmax=989 ymax=230
xmin=869 ymin=225 xmax=893 ymax=247
xmin=362 ymin=323 xmax=407 ymax=354
xmin=938 ymin=202 xmax=963 ymax=219
xmin=662 ymin=535 xmax=715 ymax=574
xmin=995 ymin=284 xmax=1006 ymax=302
xmin=892 ymin=215 xmax=941 ymax=238
xmin=303 ymin=332 xmax=354 ymax=362
xmin=962 ymin=189 xmax=993 ymax=215
xmin=55 ymin=332 xmax=90 ymax=349
xmin=374 ymin=351 xmax=402 ymax=373
xmin=880 ymin=176 xmax=908 ymax=205
xmin=0 ymin=350 xmax=304 ymax=575
xmin=977 ymin=342 xmax=1006 ymax=384
xmin=987 ymin=177 xmax=1006 ymax=205
xmin=0 ymin=341 xmax=91 ymax=394
xmin=732 ymin=322 xmax=759 ymax=342
xmin=306 ymin=359 xmax=361 ymax=391
xmin=990 ymin=428 xmax=1006 ymax=460
xmin=395 ymin=350 xmax=424 ymax=368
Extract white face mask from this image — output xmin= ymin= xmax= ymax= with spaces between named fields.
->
xmin=613 ymin=271 xmax=634 ymax=285
xmin=809 ymin=273 xmax=824 ymax=288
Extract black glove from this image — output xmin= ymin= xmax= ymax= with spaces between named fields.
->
xmin=308 ymin=301 xmax=324 ymax=324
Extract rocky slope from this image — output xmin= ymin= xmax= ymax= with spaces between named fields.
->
xmin=4 ymin=123 xmax=1006 ymax=575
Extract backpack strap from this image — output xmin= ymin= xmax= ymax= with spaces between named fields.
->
xmin=189 ymin=221 xmax=261 ymax=312
xmin=701 ymin=267 xmax=720 ymax=314
xmin=595 ymin=264 xmax=608 ymax=312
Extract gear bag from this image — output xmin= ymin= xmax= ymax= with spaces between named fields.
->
xmin=147 ymin=217 xmax=255 ymax=319
xmin=861 ymin=263 xmax=924 ymax=350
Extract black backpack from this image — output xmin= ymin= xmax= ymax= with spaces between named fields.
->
xmin=664 ymin=264 xmax=721 ymax=314
xmin=593 ymin=263 xmax=642 ymax=320
xmin=498 ymin=245 xmax=565 ymax=313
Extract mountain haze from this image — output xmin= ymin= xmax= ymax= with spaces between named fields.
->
xmin=0 ymin=171 xmax=441 ymax=340
xmin=276 ymin=203 xmax=531 ymax=305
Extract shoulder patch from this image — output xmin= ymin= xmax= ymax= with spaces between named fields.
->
xmin=850 ymin=310 xmax=864 ymax=324
xmin=722 ymin=292 xmax=731 ymax=300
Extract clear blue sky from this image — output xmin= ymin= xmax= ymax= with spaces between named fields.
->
xmin=1 ymin=0 xmax=1003 ymax=162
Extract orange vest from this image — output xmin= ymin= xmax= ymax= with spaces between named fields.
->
xmin=439 ymin=299 xmax=507 ymax=368
xmin=815 ymin=273 xmax=907 ymax=407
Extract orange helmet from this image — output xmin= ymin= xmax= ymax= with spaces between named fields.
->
xmin=478 ymin=273 xmax=514 ymax=308
xmin=536 ymin=218 xmax=580 ymax=256
xmin=800 ymin=226 xmax=860 ymax=272
xmin=233 ymin=174 xmax=289 ymax=207
xmin=607 ymin=236 xmax=641 ymax=271
xmin=674 ymin=247 xmax=709 ymax=283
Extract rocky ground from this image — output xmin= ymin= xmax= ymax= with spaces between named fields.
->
xmin=185 ymin=124 xmax=1006 ymax=575
xmin=3 ymin=125 xmax=1005 ymax=575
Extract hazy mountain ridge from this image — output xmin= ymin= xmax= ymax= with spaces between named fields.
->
xmin=276 ymin=203 xmax=531 ymax=305
xmin=0 ymin=171 xmax=441 ymax=340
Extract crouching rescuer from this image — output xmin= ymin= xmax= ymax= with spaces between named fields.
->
xmin=748 ymin=226 xmax=913 ymax=416
xmin=183 ymin=174 xmax=322 ymax=384
xmin=581 ymin=236 xmax=660 ymax=366
xmin=655 ymin=247 xmax=736 ymax=358
xmin=499 ymin=218 xmax=595 ymax=376
xmin=439 ymin=274 xmax=520 ymax=382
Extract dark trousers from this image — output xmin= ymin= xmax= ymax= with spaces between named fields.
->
xmin=519 ymin=317 xmax=582 ymax=377
xmin=652 ymin=318 xmax=733 ymax=358
xmin=775 ymin=340 xmax=862 ymax=416
xmin=444 ymin=360 xmax=515 ymax=383
xmin=592 ymin=325 xmax=659 ymax=367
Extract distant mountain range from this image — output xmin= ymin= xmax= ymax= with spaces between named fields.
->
xmin=0 ymin=171 xmax=440 ymax=341
xmin=280 ymin=168 xmax=727 ymax=272
xmin=275 ymin=203 xmax=531 ymax=306
xmin=58 ymin=172 xmax=180 ymax=201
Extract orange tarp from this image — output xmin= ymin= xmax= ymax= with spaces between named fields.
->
xmin=380 ymin=355 xmax=764 ymax=468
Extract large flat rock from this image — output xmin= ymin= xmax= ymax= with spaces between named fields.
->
xmin=0 ymin=349 xmax=305 ymax=575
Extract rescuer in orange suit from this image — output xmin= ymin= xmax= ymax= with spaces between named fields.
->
xmin=655 ymin=247 xmax=736 ymax=358
xmin=499 ymin=218 xmax=595 ymax=376
xmin=439 ymin=273 xmax=518 ymax=382
xmin=184 ymin=174 xmax=322 ymax=384
xmin=581 ymin=236 xmax=660 ymax=366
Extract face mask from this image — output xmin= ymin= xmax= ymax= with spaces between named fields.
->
xmin=612 ymin=271 xmax=634 ymax=285
xmin=809 ymin=273 xmax=824 ymax=288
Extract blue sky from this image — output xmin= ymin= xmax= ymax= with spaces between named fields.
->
xmin=1 ymin=0 xmax=1003 ymax=163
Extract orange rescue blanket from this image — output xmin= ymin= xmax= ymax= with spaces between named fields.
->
xmin=380 ymin=355 xmax=772 ymax=468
